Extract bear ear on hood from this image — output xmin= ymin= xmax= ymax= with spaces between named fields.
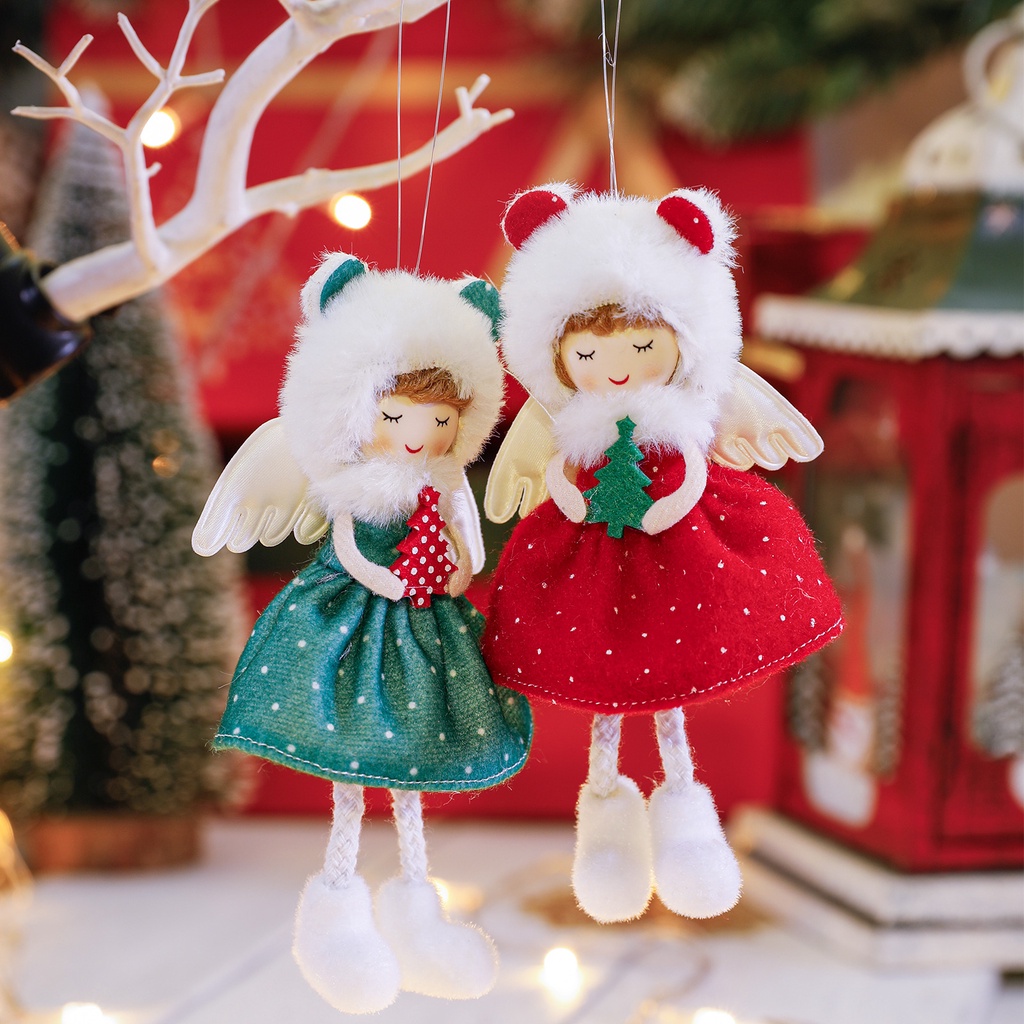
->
xmin=501 ymin=182 xmax=578 ymax=249
xmin=455 ymin=277 xmax=502 ymax=342
xmin=656 ymin=188 xmax=737 ymax=264
xmin=298 ymin=252 xmax=368 ymax=321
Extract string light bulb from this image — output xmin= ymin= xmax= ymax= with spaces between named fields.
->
xmin=331 ymin=193 xmax=372 ymax=230
xmin=141 ymin=108 xmax=180 ymax=148
xmin=0 ymin=632 xmax=12 ymax=662
xmin=540 ymin=946 xmax=582 ymax=1002
xmin=433 ymin=878 xmax=450 ymax=908
xmin=692 ymin=1010 xmax=738 ymax=1024
xmin=61 ymin=1004 xmax=114 ymax=1024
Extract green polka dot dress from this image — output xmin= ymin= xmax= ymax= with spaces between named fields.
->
xmin=214 ymin=519 xmax=533 ymax=791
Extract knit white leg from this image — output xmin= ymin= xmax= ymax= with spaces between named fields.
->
xmin=376 ymin=789 xmax=498 ymax=1000
xmin=588 ymin=713 xmax=623 ymax=796
xmin=293 ymin=783 xmax=400 ymax=1014
xmin=572 ymin=714 xmax=653 ymax=923
xmin=391 ymin=786 xmax=430 ymax=882
xmin=649 ymin=709 xmax=742 ymax=919
xmin=322 ymin=781 xmax=363 ymax=888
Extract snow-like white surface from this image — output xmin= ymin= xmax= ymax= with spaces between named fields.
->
xmin=13 ymin=817 xmax=1021 ymax=1024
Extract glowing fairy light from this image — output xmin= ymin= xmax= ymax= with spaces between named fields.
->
xmin=331 ymin=193 xmax=372 ymax=230
xmin=61 ymin=1005 xmax=114 ymax=1024
xmin=692 ymin=1010 xmax=738 ymax=1024
xmin=540 ymin=946 xmax=581 ymax=1002
xmin=429 ymin=877 xmax=482 ymax=914
xmin=433 ymin=878 xmax=450 ymax=908
xmin=141 ymin=108 xmax=180 ymax=148
xmin=0 ymin=633 xmax=12 ymax=662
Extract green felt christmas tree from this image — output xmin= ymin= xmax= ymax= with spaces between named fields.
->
xmin=584 ymin=416 xmax=654 ymax=538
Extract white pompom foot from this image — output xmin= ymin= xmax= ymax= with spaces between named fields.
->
xmin=292 ymin=873 xmax=401 ymax=1014
xmin=648 ymin=782 xmax=742 ymax=919
xmin=572 ymin=775 xmax=654 ymax=922
xmin=375 ymin=876 xmax=498 ymax=999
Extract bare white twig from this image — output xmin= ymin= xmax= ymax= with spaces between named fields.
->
xmin=13 ymin=0 xmax=506 ymax=323
xmin=14 ymin=0 xmax=228 ymax=275
xmin=12 ymin=38 xmax=123 ymax=144
xmin=117 ymin=15 xmax=164 ymax=80
xmin=247 ymin=76 xmax=512 ymax=217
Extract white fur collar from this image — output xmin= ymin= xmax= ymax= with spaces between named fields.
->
xmin=552 ymin=383 xmax=719 ymax=468
xmin=310 ymin=454 xmax=465 ymax=527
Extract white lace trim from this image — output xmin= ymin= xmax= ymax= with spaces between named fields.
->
xmin=756 ymin=295 xmax=1024 ymax=361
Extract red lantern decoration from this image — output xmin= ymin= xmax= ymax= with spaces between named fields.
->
xmin=738 ymin=14 xmax=1024 ymax=969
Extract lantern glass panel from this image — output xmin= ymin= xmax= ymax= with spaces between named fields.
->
xmin=969 ymin=473 xmax=1024 ymax=761
xmin=787 ymin=376 xmax=911 ymax=827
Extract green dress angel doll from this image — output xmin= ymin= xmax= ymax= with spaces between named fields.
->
xmin=193 ymin=253 xmax=532 ymax=1014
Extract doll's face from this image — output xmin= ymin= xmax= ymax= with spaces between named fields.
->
xmin=368 ymin=394 xmax=461 ymax=460
xmin=559 ymin=325 xmax=679 ymax=395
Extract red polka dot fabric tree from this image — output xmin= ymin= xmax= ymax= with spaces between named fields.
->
xmin=390 ymin=487 xmax=456 ymax=607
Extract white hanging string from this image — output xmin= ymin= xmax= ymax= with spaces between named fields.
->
xmin=396 ymin=0 xmax=406 ymax=268
xmin=599 ymin=0 xmax=623 ymax=195
xmin=415 ymin=0 xmax=453 ymax=274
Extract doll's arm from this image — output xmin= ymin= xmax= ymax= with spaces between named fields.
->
xmin=445 ymin=526 xmax=474 ymax=598
xmin=451 ymin=472 xmax=486 ymax=573
xmin=438 ymin=492 xmax=473 ymax=598
xmin=641 ymin=444 xmax=708 ymax=535
xmin=333 ymin=511 xmax=405 ymax=601
xmin=544 ymin=452 xmax=587 ymax=523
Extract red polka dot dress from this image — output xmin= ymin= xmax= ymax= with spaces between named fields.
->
xmin=481 ymin=448 xmax=843 ymax=713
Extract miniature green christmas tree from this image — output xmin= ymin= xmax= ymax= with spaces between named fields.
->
xmin=584 ymin=416 xmax=654 ymax=538
xmin=0 ymin=123 xmax=245 ymax=825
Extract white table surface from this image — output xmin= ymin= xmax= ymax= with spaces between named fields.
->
xmin=12 ymin=817 xmax=1024 ymax=1024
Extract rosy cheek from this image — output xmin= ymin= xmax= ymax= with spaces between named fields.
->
xmin=429 ymin=428 xmax=452 ymax=455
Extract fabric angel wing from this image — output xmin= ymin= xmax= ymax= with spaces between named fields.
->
xmin=192 ymin=418 xmax=328 ymax=557
xmin=449 ymin=472 xmax=487 ymax=573
xmin=710 ymin=363 xmax=823 ymax=471
xmin=483 ymin=396 xmax=555 ymax=523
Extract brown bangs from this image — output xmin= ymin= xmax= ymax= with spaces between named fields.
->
xmin=389 ymin=367 xmax=471 ymax=411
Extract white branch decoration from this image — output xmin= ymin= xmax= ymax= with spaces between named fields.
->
xmin=12 ymin=0 xmax=513 ymax=322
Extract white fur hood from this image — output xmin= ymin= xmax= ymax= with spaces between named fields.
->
xmin=278 ymin=254 xmax=503 ymax=515
xmin=499 ymin=184 xmax=742 ymax=426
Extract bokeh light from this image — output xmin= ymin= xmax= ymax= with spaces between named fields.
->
xmin=693 ymin=1009 xmax=738 ymax=1024
xmin=61 ymin=1005 xmax=114 ymax=1024
xmin=540 ymin=946 xmax=582 ymax=1002
xmin=331 ymin=193 xmax=372 ymax=230
xmin=141 ymin=108 xmax=180 ymax=148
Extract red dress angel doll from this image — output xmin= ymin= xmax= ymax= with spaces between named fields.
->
xmin=482 ymin=184 xmax=843 ymax=923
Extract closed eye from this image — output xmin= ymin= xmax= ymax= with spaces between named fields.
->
xmin=435 ymin=416 xmax=450 ymax=427
xmin=633 ymin=340 xmax=654 ymax=352
xmin=577 ymin=350 xmax=595 ymax=361
xmin=382 ymin=411 xmax=402 ymax=423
